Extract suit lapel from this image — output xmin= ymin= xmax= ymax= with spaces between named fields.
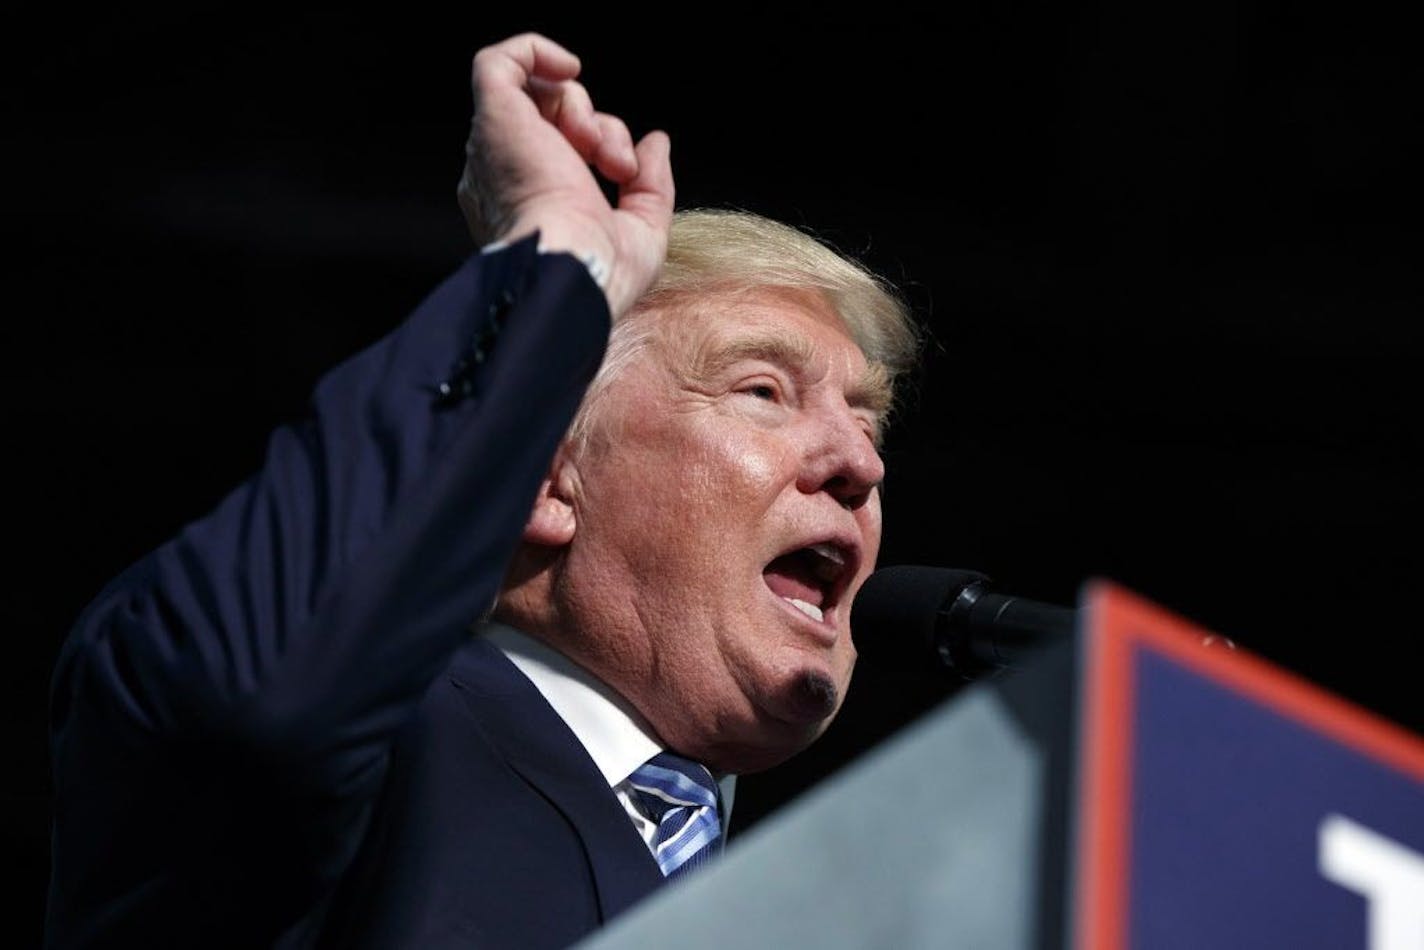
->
xmin=448 ymin=637 xmax=666 ymax=921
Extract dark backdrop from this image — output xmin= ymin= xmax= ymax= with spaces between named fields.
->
xmin=7 ymin=6 xmax=1420 ymax=945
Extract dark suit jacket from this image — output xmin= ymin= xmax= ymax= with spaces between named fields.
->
xmin=45 ymin=236 xmax=663 ymax=948
xmin=316 ymin=631 xmax=666 ymax=948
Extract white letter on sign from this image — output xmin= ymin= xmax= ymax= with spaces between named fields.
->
xmin=1318 ymin=813 xmax=1424 ymax=950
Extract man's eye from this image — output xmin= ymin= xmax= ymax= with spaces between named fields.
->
xmin=738 ymin=383 xmax=778 ymax=401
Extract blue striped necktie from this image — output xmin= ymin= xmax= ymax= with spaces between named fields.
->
xmin=627 ymin=751 xmax=723 ymax=879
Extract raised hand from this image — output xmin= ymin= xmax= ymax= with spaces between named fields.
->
xmin=458 ymin=33 xmax=675 ymax=318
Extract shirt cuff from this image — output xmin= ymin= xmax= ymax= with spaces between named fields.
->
xmin=480 ymin=238 xmax=609 ymax=291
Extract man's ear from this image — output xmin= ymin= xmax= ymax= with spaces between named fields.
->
xmin=522 ymin=446 xmax=579 ymax=548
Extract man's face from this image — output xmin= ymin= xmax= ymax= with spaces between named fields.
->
xmin=556 ymin=286 xmax=888 ymax=773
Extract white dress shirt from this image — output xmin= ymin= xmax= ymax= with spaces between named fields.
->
xmin=483 ymin=624 xmax=734 ymax=848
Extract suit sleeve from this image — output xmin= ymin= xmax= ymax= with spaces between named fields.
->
xmin=45 ymin=236 xmax=610 ymax=946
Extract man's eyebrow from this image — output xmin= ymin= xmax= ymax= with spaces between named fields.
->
xmin=689 ymin=333 xmax=818 ymax=382
xmin=690 ymin=331 xmax=895 ymax=430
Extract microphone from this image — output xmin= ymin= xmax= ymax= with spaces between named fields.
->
xmin=851 ymin=565 xmax=1077 ymax=680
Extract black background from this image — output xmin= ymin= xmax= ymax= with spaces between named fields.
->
xmin=7 ymin=5 xmax=1420 ymax=944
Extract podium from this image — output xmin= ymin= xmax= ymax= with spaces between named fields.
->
xmin=579 ymin=581 xmax=1424 ymax=949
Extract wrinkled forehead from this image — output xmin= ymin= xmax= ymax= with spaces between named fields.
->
xmin=648 ymin=285 xmax=864 ymax=367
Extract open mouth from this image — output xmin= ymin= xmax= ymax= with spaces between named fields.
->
xmin=762 ymin=540 xmax=856 ymax=625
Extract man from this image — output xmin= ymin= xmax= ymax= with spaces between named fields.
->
xmin=45 ymin=32 xmax=919 ymax=949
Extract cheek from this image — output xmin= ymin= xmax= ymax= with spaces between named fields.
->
xmin=860 ymin=494 xmax=884 ymax=551
xmin=675 ymin=428 xmax=785 ymax=514
xmin=725 ymin=438 xmax=779 ymax=486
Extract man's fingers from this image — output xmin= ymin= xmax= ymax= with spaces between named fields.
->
xmin=472 ymin=32 xmax=581 ymax=93
xmin=527 ymin=76 xmax=603 ymax=161
xmin=590 ymin=113 xmax=638 ymax=184
xmin=617 ymin=130 xmax=675 ymax=227
xmin=472 ymin=33 xmax=639 ymax=186
xmin=526 ymin=79 xmax=638 ymax=184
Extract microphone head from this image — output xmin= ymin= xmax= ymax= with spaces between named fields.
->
xmin=851 ymin=565 xmax=990 ymax=671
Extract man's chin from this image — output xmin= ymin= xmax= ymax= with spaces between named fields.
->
xmin=783 ymin=669 xmax=841 ymax=722
xmin=753 ymin=669 xmax=843 ymax=757
xmin=691 ymin=674 xmax=840 ymax=774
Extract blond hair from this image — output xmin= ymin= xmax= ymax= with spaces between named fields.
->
xmin=567 ymin=208 xmax=921 ymax=450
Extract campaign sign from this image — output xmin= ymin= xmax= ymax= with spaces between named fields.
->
xmin=1073 ymin=581 xmax=1424 ymax=950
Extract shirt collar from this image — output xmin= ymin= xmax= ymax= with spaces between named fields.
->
xmin=481 ymin=623 xmax=662 ymax=788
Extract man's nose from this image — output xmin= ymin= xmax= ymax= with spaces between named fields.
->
xmin=796 ymin=409 xmax=886 ymax=510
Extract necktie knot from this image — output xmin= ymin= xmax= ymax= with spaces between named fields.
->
xmin=628 ymin=751 xmax=722 ymax=879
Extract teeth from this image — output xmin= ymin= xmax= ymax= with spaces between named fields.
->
xmin=784 ymin=597 xmax=824 ymax=622
xmin=808 ymin=542 xmax=845 ymax=565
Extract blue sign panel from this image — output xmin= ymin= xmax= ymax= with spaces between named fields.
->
xmin=1127 ymin=645 xmax=1424 ymax=949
